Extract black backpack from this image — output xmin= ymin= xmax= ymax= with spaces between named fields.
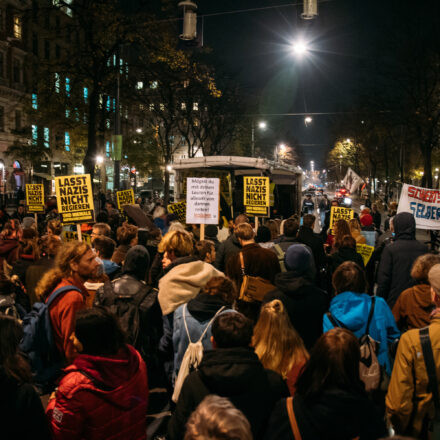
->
xmin=95 ymin=279 xmax=157 ymax=350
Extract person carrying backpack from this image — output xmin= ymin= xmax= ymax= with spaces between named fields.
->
xmin=323 ymin=261 xmax=400 ymax=378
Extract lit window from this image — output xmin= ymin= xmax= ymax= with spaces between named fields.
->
xmin=55 ymin=73 xmax=60 ymax=93
xmin=65 ymin=77 xmax=70 ymax=97
xmin=32 ymin=125 xmax=38 ymax=145
xmin=160 ymin=103 xmax=165 ymax=111
xmin=65 ymin=132 xmax=70 ymax=151
xmin=43 ymin=127 xmax=49 ymax=148
xmin=83 ymin=87 xmax=88 ymax=102
xmin=183 ymin=80 xmax=189 ymax=88
xmin=65 ymin=109 xmax=70 ymax=118
xmin=106 ymin=119 xmax=110 ymax=129
xmin=149 ymin=103 xmax=154 ymax=111
xmin=106 ymin=96 xmax=111 ymax=111
xmin=139 ymin=104 xmax=144 ymax=111
xmin=13 ymin=16 xmax=22 ymax=39
xmin=181 ymin=102 xmax=186 ymax=110
xmin=106 ymin=141 xmax=110 ymax=157
xmin=32 ymin=93 xmax=38 ymax=110
xmin=150 ymin=81 xmax=158 ymax=89
xmin=193 ymin=102 xmax=198 ymax=111
xmin=136 ymin=81 xmax=143 ymax=90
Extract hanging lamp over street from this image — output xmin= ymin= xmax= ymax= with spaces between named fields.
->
xmin=179 ymin=1 xmax=198 ymax=40
xmin=302 ymin=0 xmax=318 ymax=19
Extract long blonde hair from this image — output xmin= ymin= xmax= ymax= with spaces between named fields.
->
xmin=252 ymin=299 xmax=308 ymax=378
xmin=35 ymin=241 xmax=90 ymax=300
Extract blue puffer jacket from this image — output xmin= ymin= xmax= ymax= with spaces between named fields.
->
xmin=323 ymin=291 xmax=400 ymax=375
xmin=172 ymin=295 xmax=234 ymax=382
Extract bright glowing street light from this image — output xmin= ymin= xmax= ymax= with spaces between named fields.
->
xmin=291 ymin=40 xmax=309 ymax=56
xmin=346 ymin=138 xmax=351 ymax=143
xmin=166 ymin=164 xmax=173 ymax=172
xmin=304 ymin=116 xmax=313 ymax=126
xmin=258 ymin=121 xmax=267 ymax=130
xmin=96 ymin=155 xmax=104 ymax=165
xmin=136 ymin=128 xmax=142 ymax=133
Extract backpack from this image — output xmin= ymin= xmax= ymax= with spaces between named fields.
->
xmin=20 ymin=285 xmax=82 ymax=390
xmin=0 ymin=294 xmax=20 ymax=319
xmin=326 ymin=296 xmax=381 ymax=392
xmin=172 ymin=304 xmax=226 ymax=403
xmin=96 ymin=279 xmax=156 ymax=349
xmin=273 ymin=244 xmax=286 ymax=272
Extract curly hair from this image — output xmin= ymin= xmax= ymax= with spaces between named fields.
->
xmin=411 ymin=253 xmax=440 ymax=283
xmin=116 ymin=223 xmax=138 ymax=246
xmin=203 ymin=276 xmax=236 ymax=304
xmin=35 ymin=241 xmax=90 ymax=300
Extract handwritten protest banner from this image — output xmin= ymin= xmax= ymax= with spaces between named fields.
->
xmin=116 ymin=189 xmax=135 ymax=210
xmin=329 ymin=206 xmax=354 ymax=230
xmin=243 ymin=176 xmax=270 ymax=216
xmin=356 ymin=243 xmax=375 ymax=266
xmin=168 ymin=201 xmax=187 ymax=224
xmin=55 ymin=174 xmax=94 ymax=224
xmin=398 ymin=183 xmax=440 ymax=230
xmin=186 ymin=178 xmax=219 ymax=225
xmin=26 ymin=184 xmax=44 ymax=213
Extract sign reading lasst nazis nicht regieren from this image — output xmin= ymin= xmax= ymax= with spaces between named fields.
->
xmin=55 ymin=174 xmax=95 ymax=224
xmin=243 ymin=176 xmax=270 ymax=216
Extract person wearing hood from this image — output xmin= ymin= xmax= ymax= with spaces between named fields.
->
xmin=392 ymin=253 xmax=440 ymax=331
xmin=46 ymin=307 xmax=149 ymax=440
xmin=168 ymin=312 xmax=289 ymax=440
xmin=264 ymin=328 xmax=387 ymax=440
xmin=264 ymin=244 xmax=328 ymax=350
xmin=214 ymin=214 xmax=249 ymax=271
xmin=377 ymin=211 xmax=428 ymax=307
xmin=94 ymin=245 xmax=162 ymax=384
xmin=329 ymin=235 xmax=364 ymax=274
xmin=172 ymin=276 xmax=235 ymax=381
xmin=323 ymin=261 xmax=400 ymax=376
xmin=92 ymin=236 xmax=121 ymax=280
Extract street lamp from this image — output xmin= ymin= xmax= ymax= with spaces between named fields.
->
xmin=346 ymin=138 xmax=351 ymax=143
xmin=258 ymin=121 xmax=267 ymax=130
xmin=136 ymin=128 xmax=142 ymax=133
xmin=290 ymin=40 xmax=309 ymax=57
xmin=251 ymin=120 xmax=267 ymax=157
xmin=304 ymin=116 xmax=313 ymax=126
xmin=166 ymin=164 xmax=173 ymax=172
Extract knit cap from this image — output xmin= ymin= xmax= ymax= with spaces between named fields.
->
xmin=285 ymin=243 xmax=313 ymax=274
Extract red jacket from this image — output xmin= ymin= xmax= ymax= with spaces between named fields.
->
xmin=46 ymin=345 xmax=148 ymax=440
xmin=48 ymin=277 xmax=89 ymax=363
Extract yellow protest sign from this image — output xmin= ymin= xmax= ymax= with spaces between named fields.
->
xmin=329 ymin=206 xmax=354 ymax=230
xmin=243 ymin=176 xmax=270 ymax=216
xmin=168 ymin=201 xmax=186 ymax=224
xmin=356 ymin=244 xmax=375 ymax=266
xmin=26 ymin=184 xmax=44 ymax=213
xmin=62 ymin=230 xmax=92 ymax=245
xmin=269 ymin=182 xmax=276 ymax=207
xmin=116 ymin=189 xmax=135 ymax=210
xmin=55 ymin=174 xmax=95 ymax=224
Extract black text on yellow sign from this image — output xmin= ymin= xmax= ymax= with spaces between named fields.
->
xmin=329 ymin=206 xmax=354 ymax=230
xmin=26 ymin=184 xmax=45 ymax=213
xmin=55 ymin=174 xmax=95 ymax=224
xmin=243 ymin=176 xmax=270 ymax=208
xmin=245 ymin=206 xmax=269 ymax=217
xmin=116 ymin=189 xmax=135 ymax=210
xmin=168 ymin=201 xmax=187 ymax=224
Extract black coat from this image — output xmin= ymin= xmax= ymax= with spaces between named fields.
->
xmin=214 ymin=233 xmax=241 ymax=272
xmin=264 ymin=389 xmax=387 ymax=440
xmin=0 ymin=368 xmax=51 ymax=439
xmin=168 ymin=347 xmax=289 ymax=440
xmin=296 ymin=226 xmax=326 ymax=271
xmin=377 ymin=213 xmax=428 ymax=307
xmin=329 ymin=246 xmax=365 ymax=273
xmin=264 ymin=272 xmax=329 ymax=350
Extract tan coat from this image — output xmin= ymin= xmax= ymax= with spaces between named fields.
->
xmin=386 ymin=314 xmax=440 ymax=436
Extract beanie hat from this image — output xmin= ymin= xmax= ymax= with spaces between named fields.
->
xmin=285 ymin=244 xmax=313 ymax=274
xmin=429 ymin=264 xmax=440 ymax=295
xmin=205 ymin=224 xmax=218 ymax=239
xmin=360 ymin=214 xmax=373 ymax=227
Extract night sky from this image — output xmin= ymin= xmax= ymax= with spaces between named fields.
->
xmin=193 ymin=0 xmax=370 ymax=169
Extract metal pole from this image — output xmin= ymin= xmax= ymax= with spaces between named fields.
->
xmin=113 ymin=47 xmax=121 ymax=191
xmin=251 ymin=121 xmax=255 ymax=157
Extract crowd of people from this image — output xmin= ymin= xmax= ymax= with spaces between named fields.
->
xmin=0 ymin=192 xmax=439 ymax=440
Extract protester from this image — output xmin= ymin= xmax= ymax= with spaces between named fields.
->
xmin=46 ymin=219 xmax=62 ymax=240
xmin=266 ymin=219 xmax=280 ymax=241
xmin=327 ymin=218 xmax=351 ymax=252
xmin=392 ymin=253 xmax=440 ymax=331
xmin=301 ymin=194 xmax=314 ymax=215
xmin=255 ymin=225 xmax=274 ymax=248
xmin=92 ymin=236 xmax=120 ymax=280
xmin=194 ymin=240 xmax=216 ymax=264
xmin=264 ymin=243 xmax=328 ymax=350
xmin=377 ymin=211 xmax=428 ymax=307
xmin=35 ymin=241 xmax=100 ymax=363
xmin=385 ymin=201 xmax=398 ymax=231
xmin=252 ymin=299 xmax=308 ymax=394
xmin=318 ymin=194 xmax=330 ymax=226
xmin=46 ymin=307 xmax=149 ymax=440
xmin=348 ymin=218 xmax=367 ymax=244
xmin=323 ymin=261 xmax=400 ymax=375
xmin=11 ymin=228 xmax=40 ymax=286
xmin=90 ymin=222 xmax=112 ymax=239
xmin=215 ymin=214 xmax=249 ymax=271
xmin=12 ymin=204 xmax=26 ymax=223
xmin=0 ymin=315 xmax=50 ymax=440
xmin=273 ymin=218 xmax=299 ymax=250
xmin=184 ymin=395 xmax=252 ymax=440
xmin=329 ymin=235 xmax=364 ymax=273
xmin=172 ymin=276 xmax=235 ymax=381
xmin=112 ymin=223 xmax=138 ymax=265
xmin=204 ymin=225 xmax=220 ymax=250
xmin=168 ymin=312 xmax=289 ymax=440
xmin=296 ymin=214 xmax=326 ymax=272
xmin=386 ymin=263 xmax=440 ymax=439
xmin=0 ymin=221 xmax=20 ymax=272
xmin=265 ymin=328 xmax=388 ymax=439
xmin=371 ymin=203 xmax=382 ymax=230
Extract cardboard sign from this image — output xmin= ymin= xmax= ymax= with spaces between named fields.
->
xmin=186 ymin=178 xmax=220 ymax=224
xmin=168 ymin=201 xmax=186 ymax=224
xmin=398 ymin=183 xmax=440 ymax=230
xmin=243 ymin=176 xmax=269 ymax=210
xmin=62 ymin=230 xmax=92 ymax=245
xmin=116 ymin=189 xmax=135 ymax=210
xmin=26 ymin=184 xmax=45 ymax=213
xmin=356 ymin=244 xmax=375 ymax=266
xmin=55 ymin=174 xmax=95 ymax=224
xmin=329 ymin=206 xmax=354 ymax=230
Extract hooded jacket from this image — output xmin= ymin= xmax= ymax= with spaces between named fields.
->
xmin=168 ymin=347 xmax=289 ymax=440
xmin=323 ymin=291 xmax=400 ymax=375
xmin=386 ymin=314 xmax=440 ymax=437
xmin=264 ymin=271 xmax=328 ymax=350
xmin=296 ymin=226 xmax=326 ymax=271
xmin=46 ymin=345 xmax=148 ymax=440
xmin=377 ymin=212 xmax=428 ymax=307
xmin=392 ymin=284 xmax=434 ymax=331
xmin=214 ymin=233 xmax=241 ymax=271
xmin=329 ymin=246 xmax=365 ymax=273
xmin=265 ymin=389 xmax=387 ymax=440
